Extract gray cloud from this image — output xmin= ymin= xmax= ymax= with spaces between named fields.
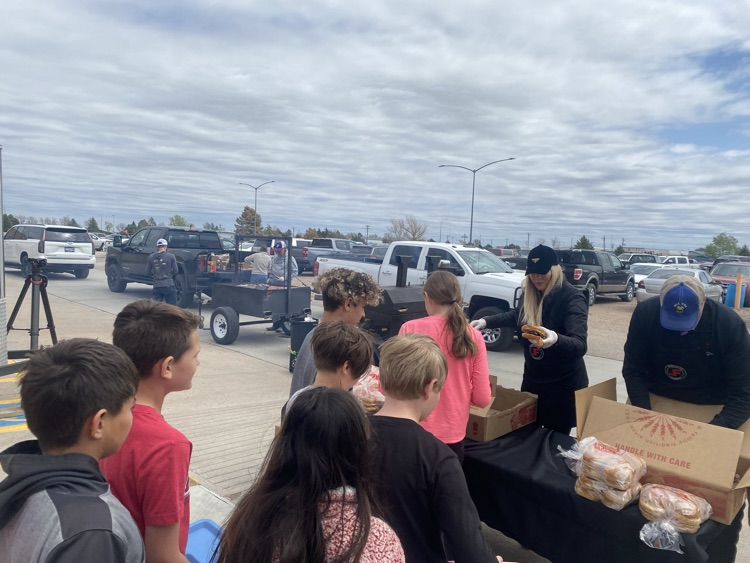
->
xmin=1 ymin=0 xmax=749 ymax=250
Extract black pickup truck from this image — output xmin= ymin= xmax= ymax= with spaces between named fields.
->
xmin=105 ymin=227 xmax=233 ymax=307
xmin=557 ymin=249 xmax=636 ymax=306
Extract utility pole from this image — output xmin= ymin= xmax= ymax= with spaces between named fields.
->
xmin=603 ymin=235 xmax=606 ymax=251
xmin=366 ymin=225 xmax=370 ymax=240
xmin=527 ymin=233 xmax=530 ymax=249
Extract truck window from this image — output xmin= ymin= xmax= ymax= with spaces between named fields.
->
xmin=388 ymin=245 xmax=421 ymax=268
xmin=311 ymin=239 xmax=334 ymax=249
xmin=128 ymin=230 xmax=148 ymax=247
xmin=145 ymin=230 xmax=163 ymax=247
xmin=425 ymin=249 xmax=461 ymax=272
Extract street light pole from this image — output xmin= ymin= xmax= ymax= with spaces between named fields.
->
xmin=439 ymin=157 xmax=514 ymax=245
xmin=238 ymin=180 xmax=275 ymax=235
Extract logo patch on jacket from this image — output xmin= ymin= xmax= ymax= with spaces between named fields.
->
xmin=529 ymin=345 xmax=544 ymax=360
xmin=664 ymin=364 xmax=687 ymax=381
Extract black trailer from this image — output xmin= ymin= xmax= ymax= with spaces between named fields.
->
xmin=197 ymin=236 xmax=312 ymax=345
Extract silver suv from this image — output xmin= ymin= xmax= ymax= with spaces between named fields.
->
xmin=3 ymin=224 xmax=96 ymax=278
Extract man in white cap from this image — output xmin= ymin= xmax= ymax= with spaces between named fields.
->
xmin=146 ymin=238 xmax=179 ymax=305
xmin=268 ymin=240 xmax=298 ymax=286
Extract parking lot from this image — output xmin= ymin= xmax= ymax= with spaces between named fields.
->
xmin=0 ymin=255 xmax=747 ymax=561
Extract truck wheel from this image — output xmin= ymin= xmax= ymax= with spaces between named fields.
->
xmin=210 ymin=307 xmax=240 ymax=344
xmin=472 ymin=306 xmax=513 ymax=352
xmin=106 ymin=263 xmax=127 ymax=292
xmin=74 ymin=269 xmax=90 ymax=279
xmin=620 ymin=281 xmax=635 ymax=302
xmin=280 ymin=317 xmax=292 ymax=336
xmin=174 ymin=272 xmax=194 ymax=308
xmin=585 ymin=283 xmax=597 ymax=307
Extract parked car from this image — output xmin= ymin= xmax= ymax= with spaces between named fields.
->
xmin=557 ymin=249 xmax=635 ymax=305
xmin=707 ymin=262 xmax=750 ymax=307
xmin=628 ymin=263 xmax=672 ymax=285
xmin=711 ymin=255 xmax=750 ymax=268
xmin=502 ymin=256 xmax=528 ymax=272
xmin=635 ymin=268 xmax=724 ymax=303
xmin=90 ymin=233 xmax=107 ymax=251
xmin=617 ymin=253 xmax=658 ymax=265
xmin=3 ymin=224 xmax=96 ymax=278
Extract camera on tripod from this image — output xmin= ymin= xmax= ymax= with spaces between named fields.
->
xmin=7 ymin=257 xmax=57 ymax=352
xmin=25 ymin=258 xmax=47 ymax=277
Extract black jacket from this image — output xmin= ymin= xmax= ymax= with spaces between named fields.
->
xmin=0 ymin=440 xmax=144 ymax=562
xmin=484 ymin=279 xmax=589 ymax=388
xmin=623 ymin=297 xmax=750 ymax=429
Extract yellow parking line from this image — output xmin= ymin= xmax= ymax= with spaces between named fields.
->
xmin=0 ymin=399 xmax=20 ymax=405
xmin=0 ymin=423 xmax=28 ymax=433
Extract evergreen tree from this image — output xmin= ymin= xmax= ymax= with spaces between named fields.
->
xmin=574 ymin=235 xmax=594 ymax=250
xmin=3 ymin=214 xmax=19 ymax=231
xmin=84 ymin=217 xmax=100 ymax=232
xmin=234 ymin=206 xmax=262 ymax=235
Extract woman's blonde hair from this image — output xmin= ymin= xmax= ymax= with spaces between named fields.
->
xmin=519 ymin=265 xmax=564 ymax=325
xmin=423 ymin=270 xmax=478 ymax=358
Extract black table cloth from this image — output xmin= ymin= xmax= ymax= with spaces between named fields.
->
xmin=463 ymin=424 xmax=741 ymax=563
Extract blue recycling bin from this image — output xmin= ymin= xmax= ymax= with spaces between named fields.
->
xmin=186 ymin=519 xmax=222 ymax=563
xmin=724 ymin=283 xmax=747 ymax=307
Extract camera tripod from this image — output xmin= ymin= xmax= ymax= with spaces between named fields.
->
xmin=6 ymin=259 xmax=58 ymax=353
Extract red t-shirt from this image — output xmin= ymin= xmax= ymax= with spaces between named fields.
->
xmin=100 ymin=404 xmax=192 ymax=553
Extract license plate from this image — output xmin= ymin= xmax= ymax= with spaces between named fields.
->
xmin=65 ymin=247 xmax=75 ymax=252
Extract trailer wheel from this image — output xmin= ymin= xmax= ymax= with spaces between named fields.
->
xmin=210 ymin=307 xmax=240 ymax=345
xmin=472 ymin=306 xmax=513 ymax=352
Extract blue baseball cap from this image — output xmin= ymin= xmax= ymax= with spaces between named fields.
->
xmin=660 ymin=282 xmax=700 ymax=331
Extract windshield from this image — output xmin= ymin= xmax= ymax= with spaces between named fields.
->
xmin=630 ymin=264 xmax=662 ymax=275
xmin=649 ymin=269 xmax=694 ymax=280
xmin=712 ymin=264 xmax=750 ymax=277
xmin=456 ymin=250 xmax=514 ymax=274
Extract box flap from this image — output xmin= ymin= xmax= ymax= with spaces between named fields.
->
xmin=469 ymin=404 xmax=492 ymax=417
xmin=649 ymin=394 xmax=750 ymax=461
xmin=582 ymin=397 xmax=743 ymax=490
xmin=575 ymin=378 xmax=617 ymax=441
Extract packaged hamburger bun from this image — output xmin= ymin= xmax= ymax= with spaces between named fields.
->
xmin=575 ymin=475 xmax=641 ymax=511
xmin=639 ymin=484 xmax=711 ymax=534
xmin=580 ymin=439 xmax=647 ymax=491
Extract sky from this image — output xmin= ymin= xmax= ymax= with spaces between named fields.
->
xmin=1 ymin=1 xmax=749 ymax=251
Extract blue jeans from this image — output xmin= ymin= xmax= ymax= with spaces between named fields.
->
xmin=250 ymin=273 xmax=268 ymax=283
xmin=153 ymin=285 xmax=177 ymax=305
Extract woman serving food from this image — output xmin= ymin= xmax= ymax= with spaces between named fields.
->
xmin=471 ymin=244 xmax=589 ymax=434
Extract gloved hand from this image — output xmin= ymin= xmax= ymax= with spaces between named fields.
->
xmin=541 ymin=329 xmax=558 ymax=348
xmin=521 ymin=324 xmax=558 ymax=348
xmin=470 ymin=318 xmax=487 ymax=330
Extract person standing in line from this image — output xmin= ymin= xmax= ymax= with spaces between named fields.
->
xmin=370 ymin=334 xmax=502 ymax=563
xmin=289 ymin=267 xmax=382 ymax=396
xmin=398 ymin=270 xmax=491 ymax=463
xmin=100 ymin=300 xmax=201 ymax=562
xmin=146 ymin=238 xmax=179 ymax=305
xmin=0 ymin=339 xmax=145 ymax=563
xmin=471 ymin=244 xmax=589 ymax=435
xmin=213 ymin=387 xmax=405 ymax=563
xmin=268 ymin=240 xmax=298 ymax=285
xmin=243 ymin=245 xmax=271 ymax=283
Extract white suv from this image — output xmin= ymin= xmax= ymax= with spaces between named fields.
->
xmin=3 ymin=224 xmax=96 ymax=279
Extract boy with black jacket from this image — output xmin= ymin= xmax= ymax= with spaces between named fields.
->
xmin=0 ymin=339 xmax=144 ymax=563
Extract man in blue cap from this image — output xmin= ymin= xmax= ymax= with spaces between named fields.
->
xmin=623 ymin=274 xmax=750 ymax=562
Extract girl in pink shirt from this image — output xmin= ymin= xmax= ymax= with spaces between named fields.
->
xmin=399 ymin=270 xmax=492 ymax=462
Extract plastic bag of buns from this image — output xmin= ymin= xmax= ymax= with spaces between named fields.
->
xmin=352 ymin=366 xmax=385 ymax=414
xmin=558 ymin=436 xmax=647 ymax=490
xmin=575 ymin=475 xmax=642 ymax=511
xmin=639 ymin=484 xmax=712 ymax=534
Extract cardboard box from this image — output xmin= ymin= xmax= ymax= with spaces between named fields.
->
xmin=575 ymin=379 xmax=750 ymax=524
xmin=466 ymin=375 xmax=538 ymax=442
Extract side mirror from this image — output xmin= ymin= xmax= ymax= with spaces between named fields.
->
xmin=113 ymin=235 xmax=122 ymax=248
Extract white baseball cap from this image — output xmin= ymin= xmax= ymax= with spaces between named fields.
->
xmin=157 ymin=239 xmax=168 ymax=246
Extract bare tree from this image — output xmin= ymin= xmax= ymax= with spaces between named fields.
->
xmin=385 ymin=215 xmax=428 ymax=242
xmin=550 ymin=236 xmax=560 ymax=249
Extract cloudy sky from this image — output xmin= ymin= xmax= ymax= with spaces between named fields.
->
xmin=1 ymin=1 xmax=749 ymax=251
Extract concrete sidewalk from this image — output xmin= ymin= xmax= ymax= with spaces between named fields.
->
xmin=0 ymin=266 xmax=746 ymax=562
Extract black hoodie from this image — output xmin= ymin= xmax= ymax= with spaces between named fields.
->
xmin=0 ymin=440 xmax=144 ymax=563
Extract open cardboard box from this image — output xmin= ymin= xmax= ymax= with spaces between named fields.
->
xmin=575 ymin=379 xmax=750 ymax=524
xmin=466 ymin=375 xmax=538 ymax=442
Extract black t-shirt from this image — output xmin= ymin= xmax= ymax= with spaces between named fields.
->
xmin=369 ymin=415 xmax=496 ymax=563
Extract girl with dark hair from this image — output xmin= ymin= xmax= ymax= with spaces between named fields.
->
xmin=398 ymin=270 xmax=491 ymax=462
xmin=214 ymin=387 xmax=404 ymax=563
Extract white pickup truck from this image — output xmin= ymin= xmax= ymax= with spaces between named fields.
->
xmin=659 ymin=256 xmax=701 ymax=269
xmin=315 ymin=241 xmax=525 ymax=351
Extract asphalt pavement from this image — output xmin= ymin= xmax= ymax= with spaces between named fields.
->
xmin=0 ymin=254 xmax=746 ymax=562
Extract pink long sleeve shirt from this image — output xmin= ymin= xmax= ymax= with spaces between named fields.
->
xmin=399 ymin=316 xmax=492 ymax=443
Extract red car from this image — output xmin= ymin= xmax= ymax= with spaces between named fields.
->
xmin=709 ymin=261 xmax=750 ymax=306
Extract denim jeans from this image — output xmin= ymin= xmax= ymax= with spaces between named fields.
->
xmin=153 ymin=285 xmax=177 ymax=305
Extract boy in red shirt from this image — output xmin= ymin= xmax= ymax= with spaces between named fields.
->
xmin=100 ymin=300 xmax=201 ymax=562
